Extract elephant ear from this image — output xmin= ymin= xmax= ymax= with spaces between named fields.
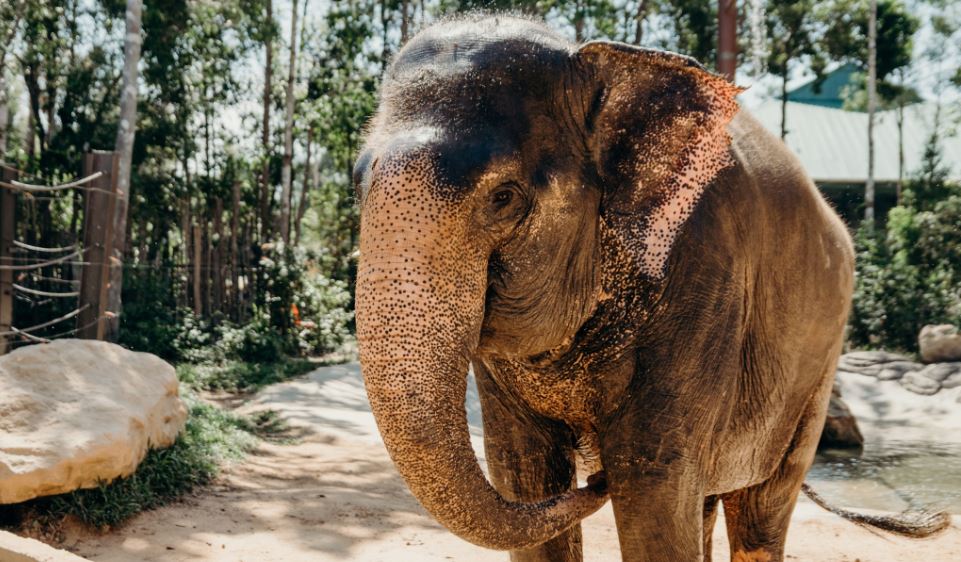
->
xmin=574 ymin=41 xmax=744 ymax=280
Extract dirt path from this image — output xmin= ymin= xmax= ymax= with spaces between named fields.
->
xmin=64 ymin=364 xmax=960 ymax=561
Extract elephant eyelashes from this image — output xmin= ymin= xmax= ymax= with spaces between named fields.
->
xmin=490 ymin=182 xmax=523 ymax=214
xmin=492 ymin=188 xmax=514 ymax=208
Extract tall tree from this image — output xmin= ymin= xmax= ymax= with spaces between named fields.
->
xmin=106 ymin=0 xmax=144 ymax=341
xmin=822 ymin=0 xmax=919 ymax=204
xmin=260 ymin=0 xmax=275 ymax=239
xmin=866 ymin=0 xmax=877 ymax=222
xmin=280 ymin=0 xmax=301 ymax=244
xmin=764 ymin=0 xmax=824 ymax=139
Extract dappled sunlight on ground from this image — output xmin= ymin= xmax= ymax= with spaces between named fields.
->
xmin=64 ymin=364 xmax=961 ymax=562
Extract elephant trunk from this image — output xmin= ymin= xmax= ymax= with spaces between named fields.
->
xmin=356 ymin=218 xmax=607 ymax=550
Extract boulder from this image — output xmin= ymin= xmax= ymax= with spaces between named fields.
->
xmin=919 ymin=324 xmax=961 ymax=363
xmin=819 ymin=382 xmax=864 ymax=450
xmin=837 ymin=350 xmax=912 ymax=377
xmin=0 ymin=340 xmax=187 ymax=505
xmin=899 ymin=370 xmax=942 ymax=395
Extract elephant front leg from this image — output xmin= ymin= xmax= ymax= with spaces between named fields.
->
xmin=474 ymin=362 xmax=583 ymax=562
xmin=600 ymin=407 xmax=707 ymax=561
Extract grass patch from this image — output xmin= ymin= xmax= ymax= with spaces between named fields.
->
xmin=8 ymin=392 xmax=257 ymax=530
xmin=177 ymin=358 xmax=316 ymax=392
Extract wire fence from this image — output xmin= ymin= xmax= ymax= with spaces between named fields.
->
xmin=0 ymin=157 xmax=117 ymax=353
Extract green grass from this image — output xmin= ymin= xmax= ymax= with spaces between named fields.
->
xmin=13 ymin=392 xmax=258 ymax=530
xmin=176 ymin=358 xmax=316 ymax=392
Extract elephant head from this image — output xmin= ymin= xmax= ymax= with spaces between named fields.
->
xmin=354 ymin=16 xmax=741 ymax=550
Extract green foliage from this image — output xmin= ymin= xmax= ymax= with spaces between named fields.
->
xmin=117 ymin=269 xmax=181 ymax=360
xmin=848 ymin=135 xmax=961 ymax=352
xmin=176 ymin=358 xmax=315 ymax=392
xmin=20 ymin=393 xmax=257 ymax=529
xmin=256 ymin=243 xmax=354 ymax=357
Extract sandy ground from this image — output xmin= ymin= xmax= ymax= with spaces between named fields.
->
xmin=60 ymin=364 xmax=961 ymax=562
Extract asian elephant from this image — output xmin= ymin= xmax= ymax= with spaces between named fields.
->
xmin=353 ymin=15 xmax=945 ymax=562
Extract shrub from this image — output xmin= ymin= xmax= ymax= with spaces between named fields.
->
xmin=848 ymin=133 xmax=961 ymax=352
xmin=176 ymin=358 xmax=315 ymax=393
xmin=117 ymin=270 xmax=181 ymax=360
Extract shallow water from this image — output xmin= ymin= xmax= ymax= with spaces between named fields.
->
xmin=807 ymin=438 xmax=961 ymax=514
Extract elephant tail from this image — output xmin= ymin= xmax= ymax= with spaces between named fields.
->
xmin=801 ymin=483 xmax=951 ymax=537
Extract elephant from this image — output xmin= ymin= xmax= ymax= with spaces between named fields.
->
xmin=353 ymin=15 xmax=947 ymax=562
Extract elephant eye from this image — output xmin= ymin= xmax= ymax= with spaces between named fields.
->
xmin=491 ymin=183 xmax=519 ymax=211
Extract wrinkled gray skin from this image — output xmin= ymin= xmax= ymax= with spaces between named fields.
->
xmin=354 ymin=15 xmax=854 ymax=562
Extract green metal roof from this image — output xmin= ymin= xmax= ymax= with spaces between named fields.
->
xmin=751 ymin=100 xmax=961 ymax=183
xmin=786 ymin=63 xmax=861 ymax=110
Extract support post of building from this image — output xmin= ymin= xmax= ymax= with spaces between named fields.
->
xmin=717 ymin=0 xmax=737 ymax=81
xmin=78 ymin=151 xmax=119 ymax=340
xmin=0 ymin=166 xmax=16 ymax=354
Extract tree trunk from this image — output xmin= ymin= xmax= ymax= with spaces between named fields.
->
xmin=633 ymin=0 xmax=647 ymax=45
xmin=865 ymin=0 xmax=877 ymax=223
xmin=260 ymin=0 xmax=274 ymax=241
xmin=896 ymin=96 xmax=905 ymax=204
xmin=106 ymin=0 xmax=143 ymax=342
xmin=279 ymin=0 xmax=299 ymax=245
xmin=381 ymin=0 xmax=391 ymax=68
xmin=212 ymin=197 xmax=223 ymax=316
xmin=574 ymin=0 xmax=585 ymax=42
xmin=0 ymin=68 xmax=7 ymax=159
xmin=193 ymin=223 xmax=202 ymax=316
xmin=295 ymin=126 xmax=313 ymax=246
xmin=401 ymin=0 xmax=410 ymax=43
xmin=780 ymin=69 xmax=788 ymax=140
xmin=231 ymin=180 xmax=240 ymax=320
xmin=180 ymin=197 xmax=190 ymax=310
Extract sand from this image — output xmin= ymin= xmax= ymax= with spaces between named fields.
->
xmin=58 ymin=364 xmax=960 ymax=561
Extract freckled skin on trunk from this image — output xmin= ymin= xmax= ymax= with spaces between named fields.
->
xmin=355 ymin=155 xmax=607 ymax=550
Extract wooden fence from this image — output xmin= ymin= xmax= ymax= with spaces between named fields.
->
xmin=0 ymin=152 xmax=119 ymax=354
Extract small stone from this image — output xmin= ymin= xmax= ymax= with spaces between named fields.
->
xmin=876 ymin=360 xmax=924 ymax=380
xmin=916 ymin=362 xmax=961 ymax=383
xmin=919 ymin=324 xmax=961 ymax=363
xmin=899 ymin=371 xmax=942 ymax=395
xmin=837 ymin=351 xmax=910 ymax=376
xmin=941 ymin=371 xmax=961 ymax=390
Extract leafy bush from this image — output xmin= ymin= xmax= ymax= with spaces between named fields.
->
xmin=256 ymin=242 xmax=353 ymax=357
xmin=848 ymin=224 xmax=959 ymax=352
xmin=176 ymin=358 xmax=315 ymax=393
xmin=216 ymin=309 xmax=286 ymax=363
xmin=848 ymin=133 xmax=961 ymax=352
xmin=117 ymin=270 xmax=181 ymax=360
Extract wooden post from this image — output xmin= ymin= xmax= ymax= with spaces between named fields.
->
xmin=0 ymin=166 xmax=16 ymax=354
xmin=78 ymin=151 xmax=119 ymax=340
xmin=717 ymin=0 xmax=737 ymax=81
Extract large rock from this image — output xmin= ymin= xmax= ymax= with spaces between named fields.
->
xmin=0 ymin=340 xmax=187 ymax=504
xmin=819 ymin=382 xmax=864 ymax=450
xmin=919 ymin=324 xmax=961 ymax=363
